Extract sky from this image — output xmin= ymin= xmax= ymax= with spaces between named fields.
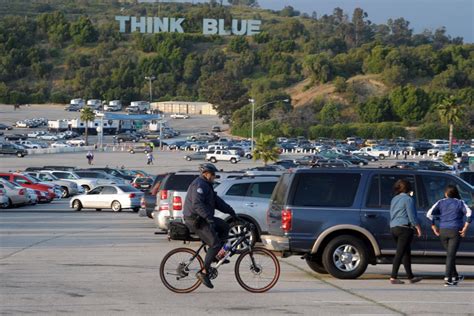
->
xmin=162 ymin=0 xmax=473 ymax=42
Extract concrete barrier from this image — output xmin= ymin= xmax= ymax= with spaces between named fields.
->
xmin=27 ymin=145 xmax=95 ymax=155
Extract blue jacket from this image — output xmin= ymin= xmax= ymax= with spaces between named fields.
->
xmin=390 ymin=193 xmax=419 ymax=228
xmin=183 ymin=176 xmax=236 ymax=221
xmin=426 ymin=198 xmax=472 ymax=230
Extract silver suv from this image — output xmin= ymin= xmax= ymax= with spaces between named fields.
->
xmin=214 ymin=176 xmax=279 ymax=247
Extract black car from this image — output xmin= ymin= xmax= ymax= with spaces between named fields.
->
xmin=0 ymin=123 xmax=13 ymax=130
xmin=418 ymin=160 xmax=453 ymax=171
xmin=4 ymin=134 xmax=27 ymax=141
xmin=86 ymin=167 xmax=134 ymax=181
xmin=116 ymin=133 xmax=140 ymax=143
xmin=390 ymin=161 xmax=422 ymax=170
xmin=274 ymin=160 xmax=299 ymax=169
xmin=0 ymin=143 xmax=27 ymax=157
xmin=338 ymin=155 xmax=369 ymax=166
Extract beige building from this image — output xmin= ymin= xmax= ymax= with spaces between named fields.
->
xmin=151 ymin=101 xmax=217 ymax=115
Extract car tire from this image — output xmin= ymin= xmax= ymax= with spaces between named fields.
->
xmin=111 ymin=200 xmax=122 ymax=212
xmin=17 ymin=152 xmax=24 ymax=157
xmin=132 ymin=207 xmax=139 ymax=212
xmin=96 ymin=208 xmax=102 ymax=211
xmin=61 ymin=187 xmax=69 ymax=198
xmin=378 ymin=154 xmax=385 ymax=160
xmin=305 ymin=255 xmax=328 ymax=274
xmin=130 ymin=150 xmax=135 ymax=154
xmin=186 ymin=156 xmax=192 ymax=161
xmin=210 ymin=157 xmax=217 ymax=163
xmin=72 ymin=199 xmax=82 ymax=211
xmin=230 ymin=158 xmax=237 ymax=164
xmin=118 ymin=138 xmax=124 ymax=143
xmin=322 ymin=235 xmax=369 ymax=279
xmin=228 ymin=218 xmax=258 ymax=253
xmin=7 ymin=198 xmax=13 ymax=208
xmin=81 ymin=185 xmax=90 ymax=192
xmin=245 ymin=154 xmax=252 ymax=159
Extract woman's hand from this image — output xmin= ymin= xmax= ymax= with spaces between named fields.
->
xmin=415 ymin=225 xmax=422 ymax=237
xmin=431 ymin=225 xmax=440 ymax=237
xmin=459 ymin=224 xmax=469 ymax=238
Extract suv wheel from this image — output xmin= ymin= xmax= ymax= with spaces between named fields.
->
xmin=322 ymin=235 xmax=368 ymax=279
xmin=305 ymin=255 xmax=328 ymax=274
xmin=227 ymin=218 xmax=257 ymax=253
xmin=17 ymin=152 xmax=24 ymax=157
xmin=230 ymin=158 xmax=237 ymax=164
xmin=210 ymin=157 xmax=217 ymax=163
xmin=378 ymin=154 xmax=385 ymax=160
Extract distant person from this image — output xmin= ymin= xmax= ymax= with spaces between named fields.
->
xmin=146 ymin=152 xmax=154 ymax=165
xmin=112 ymin=136 xmax=117 ymax=145
xmin=403 ymin=150 xmax=408 ymax=160
xmin=149 ymin=142 xmax=155 ymax=151
xmin=427 ymin=185 xmax=472 ymax=287
xmin=389 ymin=179 xmax=423 ymax=284
xmin=86 ymin=151 xmax=94 ymax=165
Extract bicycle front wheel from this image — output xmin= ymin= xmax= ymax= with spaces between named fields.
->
xmin=160 ymin=247 xmax=204 ymax=293
xmin=234 ymin=247 xmax=280 ymax=293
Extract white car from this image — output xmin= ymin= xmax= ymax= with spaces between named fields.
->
xmin=25 ymin=188 xmax=38 ymax=205
xmin=27 ymin=131 xmax=46 ymax=138
xmin=0 ymin=179 xmax=29 ymax=207
xmin=66 ymin=139 xmax=86 ymax=146
xmin=15 ymin=121 xmax=29 ymax=128
xmin=0 ymin=187 xmax=9 ymax=208
xmin=70 ymin=185 xmax=143 ymax=212
xmin=38 ymin=134 xmax=58 ymax=141
xmin=41 ymin=170 xmax=99 ymax=192
xmin=353 ymin=146 xmax=391 ymax=160
xmin=170 ymin=113 xmax=190 ymax=119
xmin=51 ymin=141 xmax=71 ymax=148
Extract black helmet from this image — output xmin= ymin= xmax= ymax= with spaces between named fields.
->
xmin=199 ymin=163 xmax=218 ymax=174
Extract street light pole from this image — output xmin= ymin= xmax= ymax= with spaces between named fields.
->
xmin=145 ymin=75 xmax=156 ymax=103
xmin=248 ymin=98 xmax=289 ymax=154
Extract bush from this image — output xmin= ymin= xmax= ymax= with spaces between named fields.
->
xmin=443 ymin=152 xmax=455 ymax=165
xmin=308 ymin=123 xmax=407 ymax=139
xmin=333 ymin=76 xmax=347 ymax=93
xmin=50 ymin=91 xmax=69 ymax=103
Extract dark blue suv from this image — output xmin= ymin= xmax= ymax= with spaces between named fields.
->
xmin=262 ymin=168 xmax=474 ymax=279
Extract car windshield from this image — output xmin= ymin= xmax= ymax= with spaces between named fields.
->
xmin=21 ymin=174 xmax=38 ymax=183
xmin=118 ymin=185 xmax=140 ymax=192
xmin=0 ymin=180 xmax=16 ymax=189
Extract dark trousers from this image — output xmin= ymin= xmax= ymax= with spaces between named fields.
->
xmin=186 ymin=217 xmax=229 ymax=271
xmin=439 ymin=229 xmax=461 ymax=280
xmin=391 ymin=226 xmax=415 ymax=279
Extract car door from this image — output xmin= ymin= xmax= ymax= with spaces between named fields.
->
xmin=242 ymin=180 xmax=278 ymax=233
xmin=218 ymin=182 xmax=250 ymax=216
xmin=421 ymin=174 xmax=474 ymax=254
xmin=82 ymin=186 xmax=103 ymax=208
xmin=361 ymin=172 xmax=425 ymax=255
xmin=99 ymin=186 xmax=118 ymax=208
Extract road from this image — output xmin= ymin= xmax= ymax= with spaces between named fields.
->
xmin=1 ymin=200 xmax=473 ymax=315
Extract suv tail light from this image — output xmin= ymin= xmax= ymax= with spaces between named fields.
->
xmin=172 ymin=196 xmax=182 ymax=210
xmin=160 ymin=190 xmax=168 ymax=200
xmin=281 ymin=208 xmax=292 ymax=233
xmin=129 ymin=193 xmax=136 ymax=198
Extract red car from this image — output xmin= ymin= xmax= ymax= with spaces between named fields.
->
xmin=0 ymin=173 xmax=56 ymax=200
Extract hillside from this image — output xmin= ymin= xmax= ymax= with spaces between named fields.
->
xmin=0 ymin=0 xmax=473 ymax=140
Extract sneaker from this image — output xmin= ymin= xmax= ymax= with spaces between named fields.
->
xmin=390 ymin=278 xmax=405 ymax=284
xmin=444 ymin=280 xmax=458 ymax=287
xmin=454 ymin=275 xmax=464 ymax=283
xmin=408 ymin=277 xmax=422 ymax=284
xmin=196 ymin=271 xmax=214 ymax=289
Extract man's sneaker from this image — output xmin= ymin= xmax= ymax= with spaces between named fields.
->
xmin=408 ymin=277 xmax=422 ymax=284
xmin=454 ymin=275 xmax=464 ymax=283
xmin=196 ymin=272 xmax=214 ymax=289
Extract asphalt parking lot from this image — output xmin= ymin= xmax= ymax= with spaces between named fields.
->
xmin=1 ymin=200 xmax=473 ymax=316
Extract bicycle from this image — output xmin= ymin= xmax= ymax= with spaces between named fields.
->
xmin=160 ymin=221 xmax=280 ymax=293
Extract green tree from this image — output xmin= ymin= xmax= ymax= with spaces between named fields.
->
xmin=70 ymin=16 xmax=98 ymax=45
xmin=389 ymin=86 xmax=430 ymax=122
xmin=333 ymin=76 xmax=347 ymax=92
xmin=319 ymin=102 xmax=341 ymax=125
xmin=358 ymin=97 xmax=392 ymax=123
xmin=253 ymin=134 xmax=280 ymax=165
xmin=229 ymin=36 xmax=249 ymax=53
xmin=437 ymin=96 xmax=464 ymax=152
xmin=304 ymin=53 xmax=334 ymax=83
xmin=80 ymin=106 xmax=95 ymax=146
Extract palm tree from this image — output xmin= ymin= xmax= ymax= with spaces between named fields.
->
xmin=253 ymin=134 xmax=280 ymax=166
xmin=80 ymin=106 xmax=95 ymax=146
xmin=437 ymin=96 xmax=463 ymax=152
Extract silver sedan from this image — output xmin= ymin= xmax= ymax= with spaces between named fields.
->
xmin=70 ymin=185 xmax=143 ymax=212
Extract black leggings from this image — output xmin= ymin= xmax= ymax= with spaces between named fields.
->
xmin=391 ymin=226 xmax=415 ymax=279
xmin=439 ymin=229 xmax=461 ymax=280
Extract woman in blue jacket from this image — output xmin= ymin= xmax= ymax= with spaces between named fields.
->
xmin=389 ymin=179 xmax=423 ymax=284
xmin=427 ymin=185 xmax=472 ymax=286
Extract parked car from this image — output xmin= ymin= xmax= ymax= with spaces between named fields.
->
xmin=66 ymin=139 xmax=85 ymax=146
xmin=211 ymin=125 xmax=221 ymax=132
xmin=0 ymin=123 xmax=13 ymax=130
xmin=86 ymin=168 xmax=134 ymax=182
xmin=74 ymin=170 xmax=126 ymax=185
xmin=261 ymin=168 xmax=473 ymax=279
xmin=0 ymin=179 xmax=29 ymax=207
xmin=131 ymin=177 xmax=154 ymax=191
xmin=418 ymin=160 xmax=453 ymax=172
xmin=390 ymin=161 xmax=422 ymax=170
xmin=70 ymin=185 xmax=143 ymax=212
xmin=37 ymin=134 xmax=58 ymax=141
xmin=0 ymin=187 xmax=10 ymax=208
xmin=184 ymin=151 xmax=207 ymax=161
xmin=188 ymin=132 xmax=217 ymax=142
xmin=214 ymin=177 xmax=279 ymax=248
xmin=0 ymin=143 xmax=28 ymax=157
xmin=206 ymin=150 xmax=240 ymax=164
xmin=139 ymin=173 xmax=169 ymax=219
xmin=25 ymin=171 xmax=80 ymax=198
xmin=0 ymin=173 xmax=56 ymax=201
xmin=116 ymin=133 xmax=140 ymax=143
xmin=4 ymin=134 xmax=27 ymax=141
xmin=40 ymin=170 xmax=98 ymax=192
xmin=170 ymin=113 xmax=190 ymax=119
xmin=50 ymin=141 xmax=71 ymax=148
xmin=459 ymin=171 xmax=474 ymax=186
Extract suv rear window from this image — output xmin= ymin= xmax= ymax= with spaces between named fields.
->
xmin=272 ymin=173 xmax=292 ymax=205
xmin=292 ymin=173 xmax=360 ymax=207
xmin=162 ymin=174 xmax=199 ymax=191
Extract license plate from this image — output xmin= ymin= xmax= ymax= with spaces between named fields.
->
xmin=142 ymin=184 xmax=150 ymax=188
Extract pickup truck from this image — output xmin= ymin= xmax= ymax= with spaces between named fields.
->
xmin=353 ymin=146 xmax=390 ymax=160
xmin=206 ymin=150 xmax=240 ymax=164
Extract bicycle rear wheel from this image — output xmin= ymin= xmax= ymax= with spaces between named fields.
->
xmin=234 ymin=247 xmax=280 ymax=293
xmin=160 ymin=247 xmax=204 ymax=293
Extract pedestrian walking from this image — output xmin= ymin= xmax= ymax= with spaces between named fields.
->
xmin=146 ymin=152 xmax=154 ymax=165
xmin=403 ymin=150 xmax=408 ymax=160
xmin=389 ymin=179 xmax=423 ymax=284
xmin=86 ymin=151 xmax=94 ymax=165
xmin=426 ymin=185 xmax=472 ymax=286
xmin=112 ymin=136 xmax=117 ymax=145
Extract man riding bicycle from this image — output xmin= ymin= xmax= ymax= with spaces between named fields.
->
xmin=183 ymin=163 xmax=238 ymax=289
